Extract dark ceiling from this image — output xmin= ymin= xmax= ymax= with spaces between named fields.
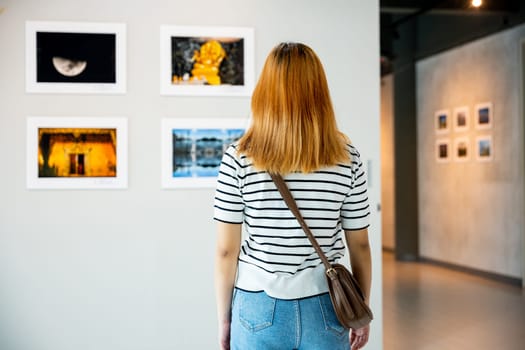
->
xmin=380 ymin=0 xmax=525 ymax=75
xmin=382 ymin=0 xmax=520 ymax=13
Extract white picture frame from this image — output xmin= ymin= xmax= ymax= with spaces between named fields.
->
xmin=26 ymin=117 xmax=128 ymax=189
xmin=161 ymin=118 xmax=248 ymax=188
xmin=160 ymin=25 xmax=254 ymax=96
xmin=26 ymin=21 xmax=126 ymax=94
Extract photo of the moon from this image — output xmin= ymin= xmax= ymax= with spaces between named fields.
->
xmin=36 ymin=31 xmax=116 ymax=83
xmin=52 ymin=56 xmax=87 ymax=77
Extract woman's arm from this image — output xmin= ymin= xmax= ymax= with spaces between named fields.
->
xmin=344 ymin=228 xmax=372 ymax=350
xmin=344 ymin=228 xmax=372 ymax=304
xmin=214 ymin=221 xmax=242 ymax=350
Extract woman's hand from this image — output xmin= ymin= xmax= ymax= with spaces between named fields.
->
xmin=350 ymin=324 xmax=370 ymax=349
xmin=219 ymin=318 xmax=231 ymax=350
xmin=344 ymin=228 xmax=372 ymax=349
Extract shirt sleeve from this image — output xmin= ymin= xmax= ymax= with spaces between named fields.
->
xmin=213 ymin=145 xmax=244 ymax=224
xmin=341 ymin=146 xmax=371 ymax=230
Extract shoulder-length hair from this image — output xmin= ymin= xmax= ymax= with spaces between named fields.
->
xmin=238 ymin=42 xmax=349 ymax=174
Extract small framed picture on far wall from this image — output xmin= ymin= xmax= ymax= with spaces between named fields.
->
xmin=475 ymin=102 xmax=493 ymax=130
xmin=434 ymin=109 xmax=450 ymax=134
xmin=476 ymin=135 xmax=493 ymax=162
xmin=435 ymin=138 xmax=450 ymax=163
xmin=453 ymin=106 xmax=469 ymax=132
xmin=454 ymin=137 xmax=470 ymax=162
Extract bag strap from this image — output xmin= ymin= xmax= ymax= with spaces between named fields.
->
xmin=270 ymin=173 xmax=334 ymax=272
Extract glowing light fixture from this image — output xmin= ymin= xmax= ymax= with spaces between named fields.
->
xmin=471 ymin=0 xmax=482 ymax=7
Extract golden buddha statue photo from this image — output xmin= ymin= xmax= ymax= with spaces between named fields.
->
xmin=189 ymin=40 xmax=226 ymax=85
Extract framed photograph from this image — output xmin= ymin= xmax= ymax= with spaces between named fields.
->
xmin=434 ymin=109 xmax=450 ymax=134
xmin=435 ymin=138 xmax=451 ymax=163
xmin=161 ymin=118 xmax=247 ymax=188
xmin=453 ymin=137 xmax=470 ymax=162
xmin=453 ymin=106 xmax=469 ymax=132
xmin=475 ymin=102 xmax=493 ymax=130
xmin=26 ymin=117 xmax=128 ymax=189
xmin=26 ymin=21 xmax=126 ymax=94
xmin=476 ymin=135 xmax=493 ymax=162
xmin=160 ymin=25 xmax=254 ymax=96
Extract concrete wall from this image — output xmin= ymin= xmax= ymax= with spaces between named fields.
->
xmin=522 ymin=41 xmax=525 ymax=287
xmin=381 ymin=74 xmax=395 ymax=250
xmin=417 ymin=24 xmax=525 ymax=279
xmin=0 ymin=0 xmax=383 ymax=349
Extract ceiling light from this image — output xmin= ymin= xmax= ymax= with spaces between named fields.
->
xmin=471 ymin=0 xmax=482 ymax=7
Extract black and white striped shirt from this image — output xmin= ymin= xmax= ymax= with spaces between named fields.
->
xmin=214 ymin=142 xmax=370 ymax=299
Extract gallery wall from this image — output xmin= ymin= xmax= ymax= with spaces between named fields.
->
xmin=380 ymin=74 xmax=395 ymax=250
xmin=0 ymin=1 xmax=382 ymax=349
xmin=417 ymin=24 xmax=525 ymax=280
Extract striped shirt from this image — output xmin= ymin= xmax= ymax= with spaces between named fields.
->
xmin=213 ymin=142 xmax=370 ymax=299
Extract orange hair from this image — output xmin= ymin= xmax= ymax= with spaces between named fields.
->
xmin=238 ymin=42 xmax=349 ymax=174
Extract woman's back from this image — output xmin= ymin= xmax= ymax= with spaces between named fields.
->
xmin=214 ymin=142 xmax=369 ymax=299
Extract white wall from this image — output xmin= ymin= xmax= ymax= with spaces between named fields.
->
xmin=417 ymin=24 xmax=525 ymax=279
xmin=0 ymin=0 xmax=382 ymax=349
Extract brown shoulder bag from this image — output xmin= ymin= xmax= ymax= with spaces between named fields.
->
xmin=270 ymin=173 xmax=373 ymax=330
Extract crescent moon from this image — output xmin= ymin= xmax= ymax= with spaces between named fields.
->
xmin=52 ymin=56 xmax=87 ymax=77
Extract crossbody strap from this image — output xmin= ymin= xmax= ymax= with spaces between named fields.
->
xmin=270 ymin=173 xmax=333 ymax=271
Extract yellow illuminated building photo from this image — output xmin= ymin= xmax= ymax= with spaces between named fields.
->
xmin=38 ymin=128 xmax=117 ymax=177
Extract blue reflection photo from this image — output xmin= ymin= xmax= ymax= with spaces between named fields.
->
xmin=172 ymin=128 xmax=244 ymax=178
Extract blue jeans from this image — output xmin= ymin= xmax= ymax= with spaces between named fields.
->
xmin=230 ymin=288 xmax=350 ymax=350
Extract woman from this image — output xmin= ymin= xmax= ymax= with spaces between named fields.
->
xmin=214 ymin=42 xmax=372 ymax=350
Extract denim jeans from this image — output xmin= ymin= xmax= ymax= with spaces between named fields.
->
xmin=230 ymin=288 xmax=350 ymax=350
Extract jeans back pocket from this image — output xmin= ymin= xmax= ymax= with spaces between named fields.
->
xmin=318 ymin=293 xmax=347 ymax=336
xmin=237 ymin=290 xmax=276 ymax=332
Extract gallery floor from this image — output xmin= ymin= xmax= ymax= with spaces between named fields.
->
xmin=382 ymin=252 xmax=525 ymax=350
